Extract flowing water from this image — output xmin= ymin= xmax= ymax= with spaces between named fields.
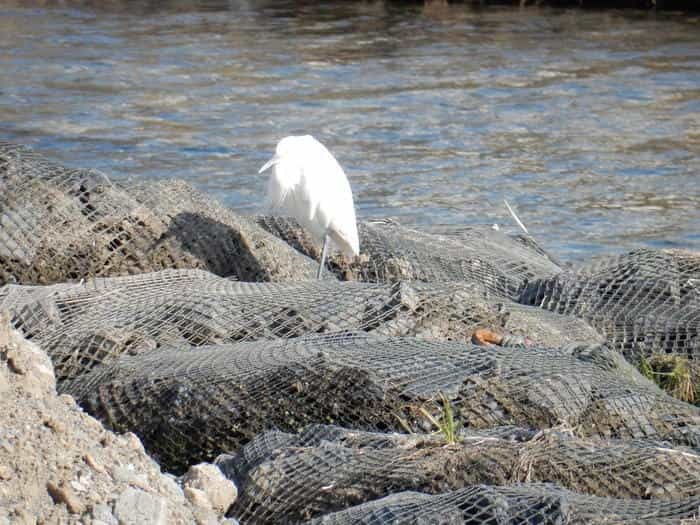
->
xmin=1 ymin=1 xmax=698 ymax=261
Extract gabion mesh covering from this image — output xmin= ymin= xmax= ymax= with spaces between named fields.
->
xmin=0 ymin=141 xmax=321 ymax=284
xmin=218 ymin=425 xmax=538 ymax=485
xmin=220 ymin=424 xmax=700 ymax=523
xmin=305 ymin=485 xmax=700 ymax=525
xmin=260 ymin=215 xmax=700 ymax=363
xmin=3 ymin=141 xmax=700 ymax=523
xmin=520 ymin=249 xmax=700 ymax=360
xmin=0 ymin=269 xmax=601 ymax=382
xmin=258 ymin=216 xmax=562 ymax=299
xmin=61 ymin=333 xmax=699 ymax=472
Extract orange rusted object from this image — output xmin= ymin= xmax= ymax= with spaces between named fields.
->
xmin=471 ymin=328 xmax=504 ymax=347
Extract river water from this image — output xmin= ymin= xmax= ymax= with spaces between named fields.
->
xmin=1 ymin=1 xmax=698 ymax=261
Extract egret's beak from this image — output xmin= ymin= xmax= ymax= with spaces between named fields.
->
xmin=258 ymin=155 xmax=280 ymax=174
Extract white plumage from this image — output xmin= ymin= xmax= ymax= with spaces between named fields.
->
xmin=259 ymin=135 xmax=359 ymax=278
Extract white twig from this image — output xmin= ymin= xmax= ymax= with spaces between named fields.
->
xmin=94 ymin=169 xmax=115 ymax=189
xmin=503 ymin=199 xmax=529 ymax=235
xmin=653 ymin=447 xmax=700 ymax=460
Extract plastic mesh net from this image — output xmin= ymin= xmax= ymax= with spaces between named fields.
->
xmin=520 ymin=249 xmax=700 ymax=360
xmin=0 ymin=141 xmax=321 ymax=285
xmin=61 ymin=333 xmax=699 ymax=472
xmin=257 ymin=216 xmax=562 ymax=299
xmin=221 ymin=424 xmax=700 ymax=523
xmin=0 ymin=269 xmax=601 ymax=382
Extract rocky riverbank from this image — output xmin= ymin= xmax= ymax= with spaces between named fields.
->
xmin=0 ymin=314 xmax=237 ymax=525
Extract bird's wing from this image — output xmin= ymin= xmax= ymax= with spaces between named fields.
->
xmin=265 ymin=170 xmax=290 ymax=213
xmin=302 ymin=140 xmax=360 ymax=256
xmin=265 ymin=171 xmax=289 ymax=213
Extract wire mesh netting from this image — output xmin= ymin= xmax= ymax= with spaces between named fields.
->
xmin=3 ymin=141 xmax=700 ymax=524
xmin=257 ymin=216 xmax=563 ymax=299
xmin=0 ymin=269 xmax=602 ymax=382
xmin=0 ymin=141 xmax=321 ymax=285
xmin=217 ymin=425 xmax=537 ymax=486
xmin=259 ymin=213 xmax=700 ymax=364
xmin=520 ymin=249 xmax=700 ymax=360
xmin=303 ymin=484 xmax=700 ymax=525
xmin=60 ymin=333 xmax=700 ymax=473
xmin=220 ymin=424 xmax=700 ymax=523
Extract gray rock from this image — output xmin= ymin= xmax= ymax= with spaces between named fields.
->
xmin=91 ymin=503 xmax=117 ymax=525
xmin=46 ymin=480 xmax=85 ymax=514
xmin=112 ymin=465 xmax=149 ymax=490
xmin=113 ymin=488 xmax=167 ymax=525
xmin=159 ymin=473 xmax=185 ymax=502
xmin=182 ymin=464 xmax=237 ymax=514
xmin=184 ymin=486 xmax=211 ymax=508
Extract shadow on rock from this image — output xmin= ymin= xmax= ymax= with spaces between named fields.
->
xmin=161 ymin=212 xmax=268 ymax=281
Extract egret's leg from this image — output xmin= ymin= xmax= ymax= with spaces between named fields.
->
xmin=317 ymin=234 xmax=329 ymax=280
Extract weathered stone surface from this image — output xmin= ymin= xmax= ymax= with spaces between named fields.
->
xmin=182 ymin=464 xmax=238 ymax=513
xmin=0 ymin=312 xmax=55 ymax=397
xmin=113 ymin=488 xmax=167 ymax=525
xmin=46 ymin=480 xmax=86 ymax=514
xmin=0 ymin=314 xmax=234 ymax=524
xmin=184 ymin=486 xmax=211 ymax=508
xmin=0 ymin=466 xmax=12 ymax=481
xmin=91 ymin=503 xmax=118 ymax=525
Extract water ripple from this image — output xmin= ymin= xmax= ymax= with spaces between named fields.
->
xmin=0 ymin=1 xmax=698 ymax=261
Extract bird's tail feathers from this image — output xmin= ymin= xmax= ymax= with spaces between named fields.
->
xmin=329 ymin=226 xmax=360 ymax=258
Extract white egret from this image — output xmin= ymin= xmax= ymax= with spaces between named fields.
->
xmin=259 ymin=135 xmax=360 ymax=279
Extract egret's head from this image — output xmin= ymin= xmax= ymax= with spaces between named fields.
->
xmin=258 ymin=135 xmax=313 ymax=174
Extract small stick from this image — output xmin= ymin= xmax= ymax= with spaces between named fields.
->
xmin=504 ymin=199 xmax=529 ymax=234
xmin=504 ymin=199 xmax=564 ymax=268
xmin=94 ymin=169 xmax=115 ymax=189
